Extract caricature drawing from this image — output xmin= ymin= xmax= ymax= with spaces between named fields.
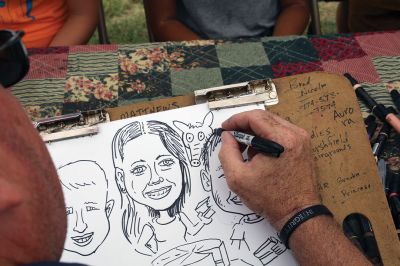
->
xmin=201 ymin=132 xmax=287 ymax=265
xmin=254 ymin=236 xmax=286 ymax=265
xmin=58 ymin=160 xmax=115 ymax=256
xmin=173 ymin=111 xmax=214 ymax=167
xmin=152 ymin=239 xmax=230 ymax=266
xmin=112 ymin=120 xmax=213 ymax=256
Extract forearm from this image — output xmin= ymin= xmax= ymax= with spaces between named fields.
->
xmin=152 ymin=20 xmax=201 ymax=42
xmin=273 ymin=4 xmax=310 ymax=36
xmin=50 ymin=14 xmax=98 ymax=46
xmin=289 ymin=215 xmax=371 ymax=265
xmin=50 ymin=0 xmax=99 ymax=46
xmin=145 ymin=0 xmax=200 ymax=41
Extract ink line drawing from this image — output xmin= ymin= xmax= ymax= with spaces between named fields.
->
xmin=58 ymin=160 xmax=114 ymax=256
xmin=253 ymin=236 xmax=287 ymax=265
xmin=201 ymin=131 xmax=289 ymax=264
xmin=152 ymin=239 xmax=230 ymax=266
xmin=195 ymin=197 xmax=215 ymax=220
xmin=112 ymin=120 xmax=213 ymax=256
xmin=48 ymin=104 xmax=296 ymax=265
xmin=173 ymin=111 xmax=214 ymax=167
xmin=201 ymin=131 xmax=264 ymax=250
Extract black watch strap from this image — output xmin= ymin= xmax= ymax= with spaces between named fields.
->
xmin=279 ymin=204 xmax=333 ymax=249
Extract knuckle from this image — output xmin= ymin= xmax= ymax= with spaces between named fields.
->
xmin=283 ymin=132 xmax=298 ymax=150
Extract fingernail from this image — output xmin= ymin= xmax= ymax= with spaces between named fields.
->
xmin=221 ymin=131 xmax=227 ymax=143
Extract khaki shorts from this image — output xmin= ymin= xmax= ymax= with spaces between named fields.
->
xmin=347 ymin=0 xmax=400 ymax=32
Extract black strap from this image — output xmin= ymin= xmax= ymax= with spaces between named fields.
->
xmin=279 ymin=204 xmax=333 ymax=249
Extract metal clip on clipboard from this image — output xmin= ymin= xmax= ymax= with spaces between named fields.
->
xmin=34 ymin=109 xmax=109 ymax=143
xmin=35 ymin=78 xmax=278 ymax=142
xmin=194 ymin=78 xmax=279 ymax=109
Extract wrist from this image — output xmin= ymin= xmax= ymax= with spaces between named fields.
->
xmin=272 ymin=201 xmax=322 ymax=231
xmin=278 ymin=205 xmax=333 ymax=248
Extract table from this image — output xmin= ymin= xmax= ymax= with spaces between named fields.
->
xmin=11 ymin=31 xmax=400 ymax=261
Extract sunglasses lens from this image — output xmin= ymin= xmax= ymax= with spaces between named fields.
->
xmin=0 ymin=31 xmax=29 ymax=88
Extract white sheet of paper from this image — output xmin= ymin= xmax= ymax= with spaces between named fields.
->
xmin=47 ymin=103 xmax=297 ymax=266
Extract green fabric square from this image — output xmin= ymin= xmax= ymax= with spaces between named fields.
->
xmin=67 ymin=52 xmax=118 ymax=76
xmin=13 ymin=78 xmax=65 ymax=106
xmin=373 ymin=56 xmax=400 ymax=83
xmin=216 ymin=42 xmax=270 ymax=68
xmin=358 ymin=82 xmax=393 ymax=113
xmin=171 ymin=68 xmax=223 ymax=95
xmin=261 ymin=35 xmax=306 ymax=42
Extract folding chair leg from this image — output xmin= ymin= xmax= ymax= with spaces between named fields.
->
xmin=97 ymin=0 xmax=110 ymax=44
xmin=309 ymin=0 xmax=322 ymax=35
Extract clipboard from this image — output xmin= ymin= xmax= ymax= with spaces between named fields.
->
xmin=35 ymin=71 xmax=400 ymax=265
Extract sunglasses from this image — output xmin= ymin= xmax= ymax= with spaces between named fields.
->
xmin=0 ymin=30 xmax=30 ymax=88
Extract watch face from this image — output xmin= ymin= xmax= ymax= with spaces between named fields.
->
xmin=0 ymin=30 xmax=29 ymax=88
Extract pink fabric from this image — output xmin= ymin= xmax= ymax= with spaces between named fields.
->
xmin=355 ymin=32 xmax=400 ymax=57
xmin=322 ymin=57 xmax=381 ymax=84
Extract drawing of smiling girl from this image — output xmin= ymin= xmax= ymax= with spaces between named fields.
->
xmin=112 ymin=120 xmax=210 ymax=256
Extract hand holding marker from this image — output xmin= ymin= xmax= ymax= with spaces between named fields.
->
xmin=344 ymin=73 xmax=400 ymax=134
xmin=215 ymin=128 xmax=284 ymax=157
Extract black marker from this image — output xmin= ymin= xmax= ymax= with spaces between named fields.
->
xmin=385 ymin=170 xmax=394 ymax=196
xmin=364 ymin=115 xmax=377 ymax=142
xmin=372 ymin=122 xmax=391 ymax=161
xmin=343 ymin=222 xmax=364 ymax=252
xmin=389 ymin=172 xmax=400 ymax=196
xmin=388 ymin=86 xmax=400 ymax=112
xmin=344 ymin=73 xmax=400 ymax=134
xmin=358 ymin=216 xmax=381 ymax=264
xmin=344 ymin=214 xmax=366 ymax=252
xmin=388 ymin=194 xmax=400 ymax=239
xmin=215 ymin=128 xmax=284 ymax=157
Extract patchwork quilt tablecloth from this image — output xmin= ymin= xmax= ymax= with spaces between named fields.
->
xmin=12 ymin=31 xmax=400 ymax=167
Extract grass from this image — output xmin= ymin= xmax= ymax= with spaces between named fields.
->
xmin=319 ymin=2 xmax=339 ymax=35
xmin=90 ymin=0 xmax=149 ymax=44
xmin=90 ymin=1 xmax=339 ymax=45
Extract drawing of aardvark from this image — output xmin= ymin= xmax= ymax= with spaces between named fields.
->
xmin=173 ymin=111 xmax=214 ymax=167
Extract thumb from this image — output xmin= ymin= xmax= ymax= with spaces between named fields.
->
xmin=219 ymin=131 xmax=246 ymax=178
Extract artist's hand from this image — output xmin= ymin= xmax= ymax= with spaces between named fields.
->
xmin=219 ymin=110 xmax=321 ymax=230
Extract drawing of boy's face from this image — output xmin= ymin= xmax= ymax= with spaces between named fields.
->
xmin=201 ymin=142 xmax=254 ymax=216
xmin=119 ymin=133 xmax=183 ymax=210
xmin=58 ymin=161 xmax=114 ymax=256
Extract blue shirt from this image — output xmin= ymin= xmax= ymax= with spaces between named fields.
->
xmin=177 ymin=0 xmax=281 ymax=39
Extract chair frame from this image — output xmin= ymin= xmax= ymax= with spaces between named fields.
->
xmin=97 ymin=0 xmax=110 ymax=44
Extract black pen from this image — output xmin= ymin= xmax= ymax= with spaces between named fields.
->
xmin=215 ymin=128 xmax=284 ymax=157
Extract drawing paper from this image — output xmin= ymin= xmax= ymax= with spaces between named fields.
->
xmin=47 ymin=103 xmax=297 ymax=266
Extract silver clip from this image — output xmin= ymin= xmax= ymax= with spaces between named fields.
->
xmin=194 ymin=79 xmax=278 ymax=109
xmin=34 ymin=110 xmax=109 ymax=143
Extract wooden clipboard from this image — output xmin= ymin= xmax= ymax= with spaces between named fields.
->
xmin=105 ymin=71 xmax=400 ymax=265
